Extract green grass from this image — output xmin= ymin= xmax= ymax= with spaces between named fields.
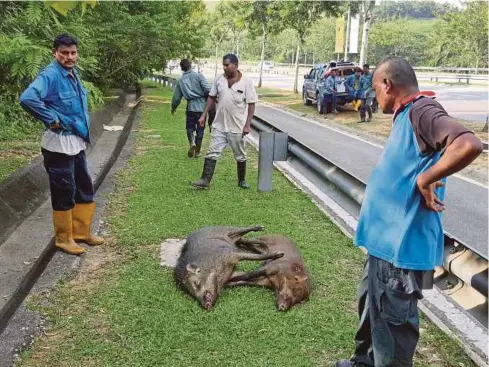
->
xmin=0 ymin=140 xmax=40 ymax=182
xmin=18 ymin=83 xmax=477 ymax=367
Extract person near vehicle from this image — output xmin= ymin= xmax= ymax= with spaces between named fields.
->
xmin=335 ymin=57 xmax=483 ymax=367
xmin=191 ymin=54 xmax=257 ymax=190
xmin=19 ymin=34 xmax=104 ymax=255
xmin=321 ymin=69 xmax=339 ymax=116
xmin=359 ymin=64 xmax=375 ymax=123
xmin=172 ymin=59 xmax=211 ymax=158
xmin=345 ymin=69 xmax=363 ymax=112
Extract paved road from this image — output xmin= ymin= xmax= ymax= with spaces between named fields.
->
xmin=199 ymin=69 xmax=489 ymax=124
xmin=254 ymin=104 xmax=488 ymax=259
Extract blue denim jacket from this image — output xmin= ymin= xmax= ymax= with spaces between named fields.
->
xmin=360 ymin=72 xmax=375 ymax=99
xmin=172 ymin=70 xmax=210 ymax=113
xmin=20 ymin=61 xmax=90 ymax=142
xmin=345 ymin=74 xmax=362 ymax=92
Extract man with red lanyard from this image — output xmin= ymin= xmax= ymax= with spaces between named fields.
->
xmin=336 ymin=57 xmax=483 ymax=367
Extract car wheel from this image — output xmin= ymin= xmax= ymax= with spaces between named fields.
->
xmin=303 ymin=91 xmax=312 ymax=106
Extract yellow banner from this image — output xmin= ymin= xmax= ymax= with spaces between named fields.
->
xmin=335 ymin=18 xmax=345 ymax=54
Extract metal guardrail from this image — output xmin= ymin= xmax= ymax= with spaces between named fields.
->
xmin=151 ymin=75 xmax=177 ymax=89
xmin=419 ymin=74 xmax=489 ymax=84
xmin=251 ymin=116 xmax=488 ymax=299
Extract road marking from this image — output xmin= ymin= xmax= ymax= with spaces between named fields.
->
xmin=258 ymin=104 xmax=488 ymax=189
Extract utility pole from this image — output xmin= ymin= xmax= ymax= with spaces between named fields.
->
xmin=344 ymin=6 xmax=351 ymax=61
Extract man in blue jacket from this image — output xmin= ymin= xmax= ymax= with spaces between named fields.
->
xmin=171 ymin=59 xmax=211 ymax=158
xmin=20 ymin=34 xmax=103 ymax=255
xmin=320 ymin=69 xmax=339 ymax=116
xmin=335 ymin=57 xmax=482 ymax=367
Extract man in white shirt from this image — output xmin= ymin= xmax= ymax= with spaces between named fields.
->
xmin=191 ymin=54 xmax=258 ymax=189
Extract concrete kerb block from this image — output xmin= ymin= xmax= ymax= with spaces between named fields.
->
xmin=160 ymin=239 xmax=186 ymax=268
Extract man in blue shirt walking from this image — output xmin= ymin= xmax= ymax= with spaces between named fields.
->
xmin=20 ymin=34 xmax=104 ymax=256
xmin=336 ymin=57 xmax=483 ymax=367
xmin=171 ymin=59 xmax=210 ymax=158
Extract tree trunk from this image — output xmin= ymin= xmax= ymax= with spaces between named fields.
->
xmin=293 ymin=42 xmax=301 ymax=94
xmin=214 ymin=44 xmax=219 ymax=78
xmin=259 ymin=29 xmax=267 ymax=88
xmin=344 ymin=6 xmax=351 ymax=61
xmin=359 ymin=1 xmax=373 ymax=66
xmin=236 ymin=36 xmax=239 ymax=59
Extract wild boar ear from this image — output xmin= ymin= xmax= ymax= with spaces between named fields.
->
xmin=294 ymin=275 xmax=308 ymax=282
xmin=186 ymin=263 xmax=200 ymax=274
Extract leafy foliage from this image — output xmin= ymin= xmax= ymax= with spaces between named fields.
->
xmin=0 ymin=0 xmax=207 ymax=141
xmin=427 ymin=1 xmax=488 ymax=69
xmin=369 ymin=19 xmax=436 ymax=66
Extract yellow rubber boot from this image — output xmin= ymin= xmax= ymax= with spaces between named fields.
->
xmin=353 ymin=100 xmax=360 ymax=111
xmin=357 ymin=100 xmax=363 ymax=111
xmin=73 ymin=202 xmax=104 ymax=246
xmin=72 ymin=202 xmax=105 ymax=246
xmin=53 ymin=210 xmax=86 ymax=255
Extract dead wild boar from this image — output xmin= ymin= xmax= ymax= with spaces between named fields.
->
xmin=174 ymin=226 xmax=284 ymax=310
xmin=227 ymin=234 xmax=311 ymax=311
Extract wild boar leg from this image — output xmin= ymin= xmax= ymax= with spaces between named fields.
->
xmin=236 ymin=238 xmax=268 ymax=253
xmin=229 ymin=267 xmax=278 ymax=282
xmin=226 ymin=277 xmax=272 ymax=288
xmin=235 ymin=251 xmax=283 ymax=262
xmin=228 ymin=226 xmax=264 ymax=239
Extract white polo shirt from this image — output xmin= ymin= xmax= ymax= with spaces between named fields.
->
xmin=209 ymin=71 xmax=258 ymax=133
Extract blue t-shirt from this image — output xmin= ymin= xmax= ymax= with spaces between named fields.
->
xmin=355 ymin=98 xmax=447 ymax=270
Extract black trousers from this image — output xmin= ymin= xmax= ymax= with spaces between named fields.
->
xmin=41 ymin=148 xmax=94 ymax=211
xmin=186 ymin=111 xmax=205 ymax=145
xmin=352 ymin=255 xmax=424 ymax=367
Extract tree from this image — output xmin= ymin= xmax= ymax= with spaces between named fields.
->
xmin=359 ymin=0 xmax=375 ymax=66
xmin=428 ymin=2 xmax=488 ymax=70
xmin=246 ymin=0 xmax=284 ymax=88
xmin=369 ymin=18 xmax=434 ymax=65
xmin=44 ymin=0 xmax=98 ymax=16
xmin=303 ymin=18 xmax=336 ymax=65
xmin=375 ymin=0 xmax=455 ymax=19
xmin=208 ymin=5 xmax=232 ymax=77
xmin=279 ymin=1 xmax=343 ymax=93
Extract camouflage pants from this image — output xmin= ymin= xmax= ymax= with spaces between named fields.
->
xmin=352 ymin=255 xmax=424 ymax=367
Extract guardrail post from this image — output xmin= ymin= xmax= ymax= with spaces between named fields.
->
xmin=258 ymin=132 xmax=288 ymax=192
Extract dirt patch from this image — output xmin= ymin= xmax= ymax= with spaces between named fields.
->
xmin=68 ymin=235 xmax=121 ymax=291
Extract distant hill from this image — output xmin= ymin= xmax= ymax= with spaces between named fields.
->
xmin=375 ymin=0 xmax=456 ymax=19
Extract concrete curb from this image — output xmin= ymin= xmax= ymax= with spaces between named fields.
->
xmin=0 ymin=93 xmax=127 ymax=247
xmin=0 ymin=91 xmax=141 ymax=334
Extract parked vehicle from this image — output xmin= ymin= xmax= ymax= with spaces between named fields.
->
xmin=303 ymin=62 xmax=378 ymax=114
xmin=259 ymin=61 xmax=274 ymax=71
